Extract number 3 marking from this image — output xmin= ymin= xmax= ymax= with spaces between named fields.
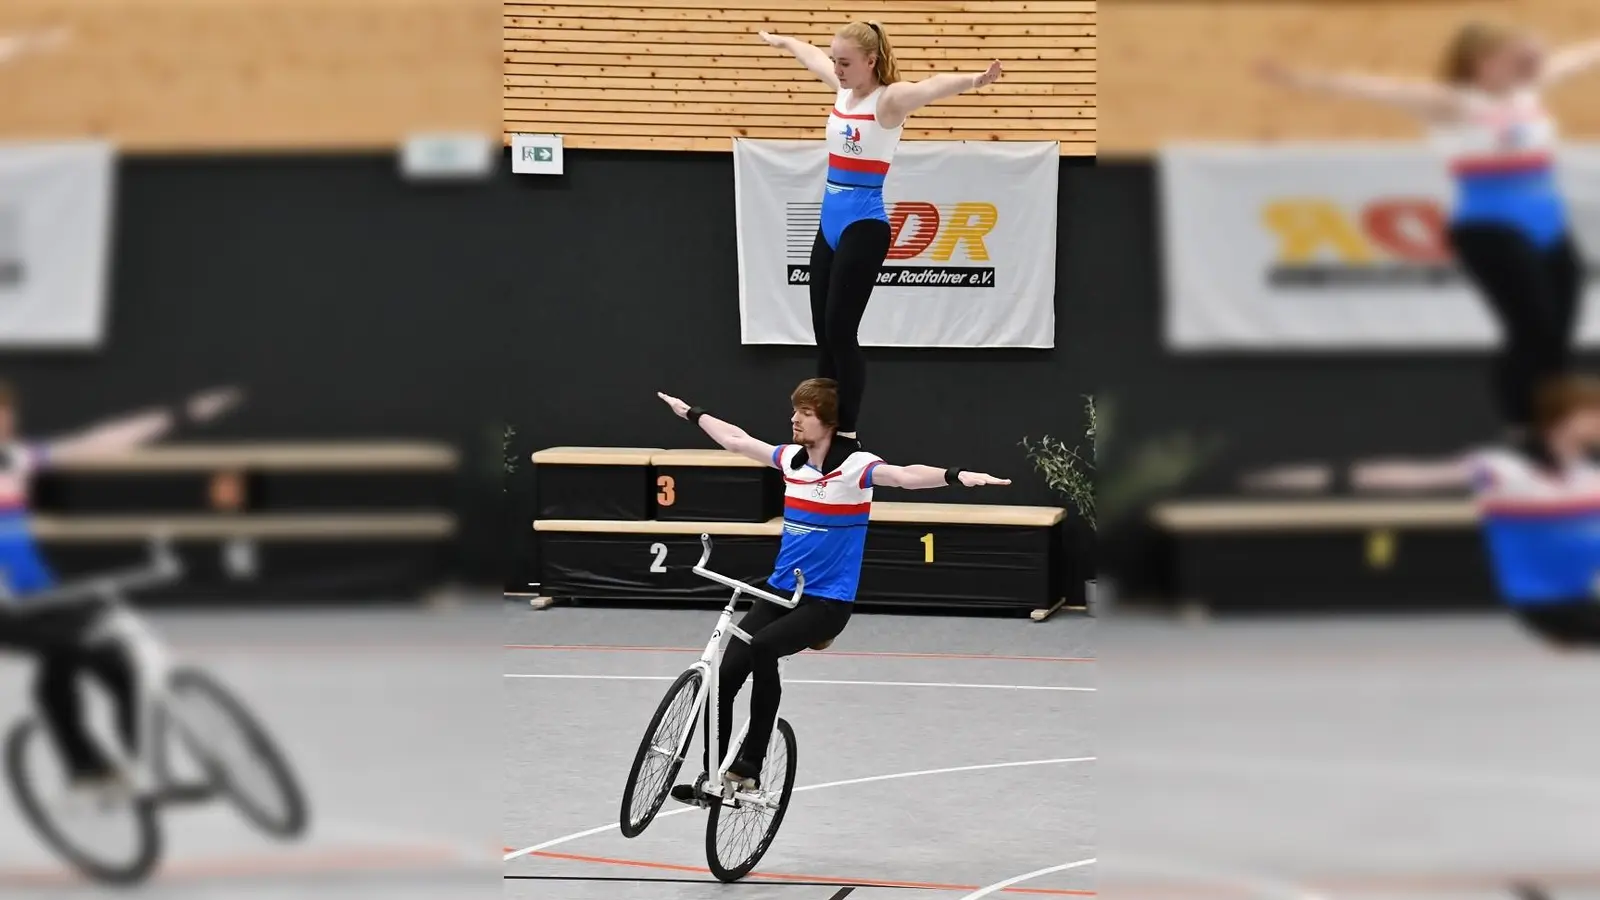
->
xmin=657 ymin=475 xmax=676 ymax=507
xmin=650 ymin=542 xmax=668 ymax=573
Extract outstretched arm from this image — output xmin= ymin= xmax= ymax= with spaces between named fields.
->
xmin=870 ymin=462 xmax=1010 ymax=490
xmin=1256 ymin=59 xmax=1468 ymax=121
xmin=757 ymin=31 xmax=840 ymax=91
xmin=1349 ymin=456 xmax=1475 ymax=493
xmin=656 ymin=392 xmax=777 ymax=466
xmin=1541 ymin=39 xmax=1600 ymax=87
xmin=42 ymin=386 xmax=244 ymax=464
xmin=878 ymin=61 xmax=1002 ymax=126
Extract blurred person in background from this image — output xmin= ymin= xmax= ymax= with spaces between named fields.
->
xmin=0 ymin=27 xmax=69 ymax=65
xmin=1353 ymin=375 xmax=1600 ymax=649
xmin=1260 ymin=23 xmax=1600 ymax=436
xmin=0 ymin=382 xmax=241 ymax=801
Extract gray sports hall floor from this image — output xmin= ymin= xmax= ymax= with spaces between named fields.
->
xmin=504 ymin=603 xmax=1097 ymax=900
xmin=1097 ymin=611 xmax=1600 ymax=900
xmin=0 ymin=602 xmax=502 ymax=899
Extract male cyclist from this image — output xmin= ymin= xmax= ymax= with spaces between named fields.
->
xmin=656 ymin=378 xmax=1008 ymax=798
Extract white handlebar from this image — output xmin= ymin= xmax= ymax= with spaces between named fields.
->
xmin=1 ymin=532 xmax=183 ymax=609
xmin=692 ymin=533 xmax=804 ymax=609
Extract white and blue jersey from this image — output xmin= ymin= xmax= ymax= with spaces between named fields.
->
xmin=1432 ymin=89 xmax=1567 ymax=247
xmin=0 ymin=442 xmax=54 ymax=598
xmin=820 ymin=86 xmax=902 ymax=250
xmin=1471 ymin=447 xmax=1600 ymax=606
xmin=766 ymin=443 xmax=883 ymax=602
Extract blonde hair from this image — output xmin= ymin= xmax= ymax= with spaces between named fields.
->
xmin=1440 ymin=20 xmax=1521 ymax=84
xmin=837 ymin=20 xmax=901 ymax=85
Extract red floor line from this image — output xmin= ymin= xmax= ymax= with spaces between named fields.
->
xmin=505 ymin=644 xmax=1094 ymax=663
xmin=524 ymin=849 xmax=1095 ymax=895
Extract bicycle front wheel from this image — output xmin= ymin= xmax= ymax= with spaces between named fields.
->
xmin=619 ymin=666 xmax=702 ymax=838
xmin=158 ymin=667 xmax=309 ymax=839
xmin=706 ymin=717 xmax=797 ymax=883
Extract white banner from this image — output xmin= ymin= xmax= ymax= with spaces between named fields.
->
xmin=734 ymin=139 xmax=1057 ymax=348
xmin=0 ymin=141 xmax=115 ymax=349
xmin=1158 ymin=142 xmax=1600 ymax=350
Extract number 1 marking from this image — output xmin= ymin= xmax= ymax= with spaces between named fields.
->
xmin=921 ymin=533 xmax=934 ymax=563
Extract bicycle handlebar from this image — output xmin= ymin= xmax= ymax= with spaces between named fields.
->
xmin=692 ymin=533 xmax=804 ymax=609
xmin=0 ymin=532 xmax=183 ymax=609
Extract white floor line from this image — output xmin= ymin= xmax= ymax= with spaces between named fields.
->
xmin=958 ymin=858 xmax=1097 ymax=900
xmin=504 ymin=673 xmax=1094 ymax=692
xmin=1102 ymin=853 xmax=1331 ymax=900
xmin=504 ymin=755 xmax=1095 ymax=862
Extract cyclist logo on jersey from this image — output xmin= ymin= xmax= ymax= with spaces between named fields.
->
xmin=1499 ymin=119 xmax=1535 ymax=150
xmin=839 ymin=124 xmax=863 ymax=155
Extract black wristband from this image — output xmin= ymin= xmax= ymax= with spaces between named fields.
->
xmin=945 ymin=467 xmax=964 ymax=485
xmin=687 ymin=406 xmax=708 ymax=424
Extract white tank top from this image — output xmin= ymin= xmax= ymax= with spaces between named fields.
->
xmin=1429 ymin=89 xmax=1558 ymax=175
xmin=824 ymin=86 xmax=902 ymax=181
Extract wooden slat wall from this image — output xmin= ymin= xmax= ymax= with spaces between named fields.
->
xmin=0 ymin=0 xmax=500 ymax=152
xmin=505 ymin=0 xmax=1095 ymax=155
xmin=1100 ymin=0 xmax=1600 ymax=155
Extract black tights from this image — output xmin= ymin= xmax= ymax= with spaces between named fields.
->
xmin=1448 ymin=224 xmax=1582 ymax=429
xmin=810 ymin=220 xmax=891 ymax=435
xmin=0 ymin=604 xmax=138 ymax=779
xmin=702 ymin=593 xmax=852 ymax=775
xmin=1517 ymin=603 xmax=1600 ymax=649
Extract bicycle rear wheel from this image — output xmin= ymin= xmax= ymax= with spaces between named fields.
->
xmin=705 ymin=717 xmax=797 ymax=883
xmin=4 ymin=718 xmax=162 ymax=885
xmin=619 ymin=666 xmax=702 ymax=838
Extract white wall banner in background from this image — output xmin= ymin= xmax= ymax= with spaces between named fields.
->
xmin=0 ymin=141 xmax=115 ymax=349
xmin=1159 ymin=143 xmax=1600 ymax=351
xmin=735 ymin=138 xmax=1058 ymax=348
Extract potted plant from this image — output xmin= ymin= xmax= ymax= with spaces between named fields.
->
xmin=1023 ymin=395 xmax=1221 ymax=617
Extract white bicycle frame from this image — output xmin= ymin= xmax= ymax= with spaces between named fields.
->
xmin=674 ymin=533 xmax=804 ymax=805
xmin=0 ymin=535 xmax=186 ymax=797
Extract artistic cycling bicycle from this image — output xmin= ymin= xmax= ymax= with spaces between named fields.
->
xmin=1 ymin=535 xmax=309 ymax=885
xmin=617 ymin=534 xmax=804 ymax=882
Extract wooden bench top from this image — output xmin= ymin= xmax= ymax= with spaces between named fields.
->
xmin=1152 ymin=498 xmax=1476 ymax=532
xmin=47 ymin=442 xmax=459 ymax=472
xmin=534 ymin=518 xmax=784 ymax=536
xmin=870 ymin=502 xmax=1067 ymax=527
xmin=650 ymin=449 xmax=767 ymax=468
xmin=28 ymin=513 xmax=457 ymax=541
xmin=531 ymin=446 xmax=661 ymax=466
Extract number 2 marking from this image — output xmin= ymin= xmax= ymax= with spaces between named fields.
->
xmin=650 ymin=542 xmax=668 ymax=573
xmin=921 ymin=533 xmax=934 ymax=563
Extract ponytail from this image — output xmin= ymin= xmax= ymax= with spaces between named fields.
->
xmin=867 ymin=21 xmax=901 ymax=84
xmin=839 ymin=21 xmax=901 ymax=85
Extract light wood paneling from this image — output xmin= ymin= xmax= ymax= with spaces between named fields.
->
xmin=0 ymin=0 xmax=500 ymax=152
xmin=1100 ymin=0 xmax=1600 ymax=155
xmin=504 ymin=0 xmax=1096 ymax=155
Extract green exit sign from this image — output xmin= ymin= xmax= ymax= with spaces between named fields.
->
xmin=512 ymin=134 xmax=563 ymax=175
